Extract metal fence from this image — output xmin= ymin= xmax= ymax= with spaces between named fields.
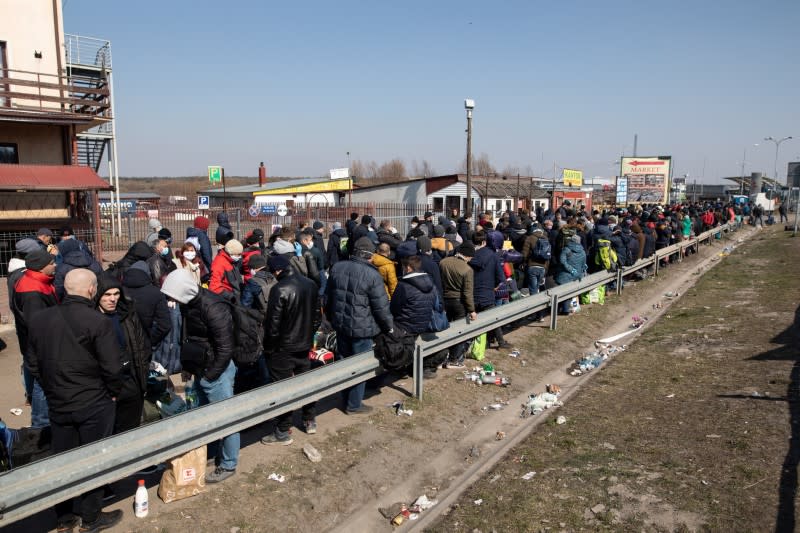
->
xmin=0 ymin=224 xmax=734 ymax=525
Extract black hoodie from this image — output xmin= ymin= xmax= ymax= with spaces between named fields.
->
xmin=216 ymin=213 xmax=234 ymax=245
xmin=122 ymin=264 xmax=172 ymax=346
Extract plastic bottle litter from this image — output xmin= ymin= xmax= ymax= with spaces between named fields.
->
xmin=521 ymin=392 xmax=562 ymax=417
xmin=481 ymin=374 xmax=510 ymax=386
xmin=482 ymin=362 xmax=495 ymax=373
xmin=134 ymin=479 xmax=149 ymax=518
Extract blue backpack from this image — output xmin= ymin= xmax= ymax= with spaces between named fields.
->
xmin=531 ymin=236 xmax=551 ymax=262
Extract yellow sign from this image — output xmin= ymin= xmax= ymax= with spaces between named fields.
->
xmin=563 ymin=169 xmax=583 ymax=187
xmin=252 ymin=179 xmax=352 ymax=196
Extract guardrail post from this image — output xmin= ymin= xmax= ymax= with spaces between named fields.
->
xmin=654 ymin=254 xmax=660 ymax=276
xmin=550 ymin=293 xmax=559 ymax=330
xmin=678 ymin=243 xmax=684 ymax=263
xmin=616 ymin=269 xmax=623 ymax=294
xmin=413 ymin=344 xmax=423 ymax=399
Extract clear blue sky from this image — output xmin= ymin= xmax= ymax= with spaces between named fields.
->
xmin=63 ymin=0 xmax=799 ymax=183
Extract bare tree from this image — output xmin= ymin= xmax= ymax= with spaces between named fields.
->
xmin=501 ymin=165 xmax=520 ymax=177
xmin=411 ymin=159 xmax=436 ymax=178
xmin=378 ymin=158 xmax=407 ymax=179
xmin=351 ymin=159 xmax=366 ymax=179
xmin=459 ymin=152 xmax=495 ymax=176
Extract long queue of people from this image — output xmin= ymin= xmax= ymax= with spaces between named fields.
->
xmin=4 ymin=200 xmax=735 ymax=532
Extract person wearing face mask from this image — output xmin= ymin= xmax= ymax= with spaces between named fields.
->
xmin=173 ymin=240 xmax=208 ymax=286
xmin=147 ymin=237 xmax=177 ymax=288
xmin=209 ymin=239 xmax=244 ymax=304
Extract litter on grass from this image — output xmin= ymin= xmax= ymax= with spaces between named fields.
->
xmin=268 ymin=473 xmax=285 ymax=483
xmin=392 ymin=401 xmax=413 ymax=416
xmin=522 ymin=471 xmax=537 ymax=480
xmin=521 ymin=391 xmax=562 ymax=417
xmin=568 ymin=344 xmax=626 ymax=376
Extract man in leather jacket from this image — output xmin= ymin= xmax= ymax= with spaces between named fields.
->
xmin=161 ymin=269 xmax=239 ymax=484
xmin=260 ymin=255 xmax=321 ymax=445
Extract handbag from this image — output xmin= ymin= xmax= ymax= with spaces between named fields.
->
xmin=427 ymin=293 xmax=449 ymax=333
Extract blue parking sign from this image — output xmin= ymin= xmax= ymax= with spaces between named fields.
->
xmin=197 ymin=196 xmax=210 ymax=210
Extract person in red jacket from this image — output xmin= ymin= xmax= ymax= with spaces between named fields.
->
xmin=11 ymin=249 xmax=57 ymax=427
xmin=241 ymin=232 xmax=263 ymax=282
xmin=209 ymin=239 xmax=244 ymax=303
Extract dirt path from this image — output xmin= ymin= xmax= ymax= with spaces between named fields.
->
xmin=424 ymin=224 xmax=799 ymax=532
xmin=0 ymin=226 xmax=754 ymax=533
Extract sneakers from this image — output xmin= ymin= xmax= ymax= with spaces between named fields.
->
xmin=442 ymin=359 xmax=465 ymax=369
xmin=56 ymin=515 xmax=80 ymax=533
xmin=78 ymin=510 xmax=123 ymax=533
xmin=261 ymin=431 xmax=294 ymax=445
xmin=345 ymin=404 xmax=374 ymax=415
xmin=496 ymin=341 xmax=511 ymax=350
xmin=304 ymin=420 xmax=317 ymax=434
xmin=206 ymin=466 xmax=236 ymax=483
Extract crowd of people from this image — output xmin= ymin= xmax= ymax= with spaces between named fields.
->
xmin=5 ymin=198 xmax=747 ymax=531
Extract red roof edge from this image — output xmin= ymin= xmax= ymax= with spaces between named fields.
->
xmin=0 ymin=164 xmax=112 ymax=191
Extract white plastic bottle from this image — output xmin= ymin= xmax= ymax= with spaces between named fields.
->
xmin=134 ymin=479 xmax=149 ymax=518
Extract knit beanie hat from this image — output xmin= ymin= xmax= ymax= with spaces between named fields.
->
xmin=417 ymin=235 xmax=432 ymax=253
xmin=224 ymin=239 xmax=244 ymax=256
xmin=249 ymin=254 xmax=267 ymax=271
xmin=193 ymin=216 xmax=210 ymax=231
xmin=160 ymin=269 xmax=200 ymax=304
xmin=458 ymin=241 xmax=476 ymax=257
xmin=25 ymin=249 xmax=54 ymax=271
xmin=313 ymin=221 xmax=324 ymax=230
xmin=15 ymin=238 xmax=41 ymax=255
xmin=354 ymin=236 xmax=376 ymax=253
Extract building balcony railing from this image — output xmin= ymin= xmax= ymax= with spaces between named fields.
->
xmin=0 ymin=67 xmax=111 ymax=124
xmin=65 ymin=34 xmax=112 ymax=70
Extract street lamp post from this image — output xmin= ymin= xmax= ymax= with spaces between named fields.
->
xmin=764 ymin=136 xmax=793 ymax=185
xmin=465 ymin=99 xmax=475 ymax=218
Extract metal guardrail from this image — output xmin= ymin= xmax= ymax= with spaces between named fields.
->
xmin=0 ymin=223 xmax=733 ymax=524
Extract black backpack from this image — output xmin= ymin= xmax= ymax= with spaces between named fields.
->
xmin=229 ymin=303 xmax=266 ymax=367
xmin=373 ymin=326 xmax=415 ymax=371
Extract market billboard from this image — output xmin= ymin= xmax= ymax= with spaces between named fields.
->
xmin=620 ymin=156 xmax=672 ymax=203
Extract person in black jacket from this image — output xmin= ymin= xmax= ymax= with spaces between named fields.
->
xmin=122 ymin=261 xmax=172 ymax=349
xmin=326 ymin=237 xmax=393 ymax=414
xmin=376 ymin=219 xmax=403 ymax=251
xmin=260 ymin=255 xmax=321 ymax=444
xmin=326 ymin=222 xmax=348 ymax=267
xmin=28 ymin=268 xmax=123 ymax=532
xmin=147 ymin=238 xmax=177 ymax=287
xmin=186 ymin=216 xmax=213 ymax=272
xmin=469 ymin=234 xmax=509 ymax=349
xmin=390 ymin=255 xmax=438 ymax=377
xmin=347 ymin=215 xmax=372 ymax=255
xmin=215 ymin=212 xmax=234 ymax=246
xmin=54 ymin=238 xmax=102 ymax=301
xmin=96 ymin=274 xmax=151 ymax=434
xmin=161 ymin=269 xmax=238 ymax=484
xmin=110 ymin=241 xmax=152 ymax=279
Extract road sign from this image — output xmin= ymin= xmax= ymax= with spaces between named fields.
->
xmin=197 ymin=195 xmax=210 ymax=210
xmin=248 ymin=204 xmax=260 ymax=217
xmin=260 ymin=205 xmax=276 ymax=215
xmin=276 ymin=205 xmax=288 ymax=217
xmin=208 ymin=166 xmax=222 ymax=183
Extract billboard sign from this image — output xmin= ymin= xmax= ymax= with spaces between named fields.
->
xmin=788 ymin=162 xmax=800 ymax=188
xmin=563 ymin=169 xmax=583 ymax=187
xmin=208 ymin=166 xmax=223 ymax=183
xmin=616 ymin=177 xmax=628 ymax=205
xmin=620 ymin=156 xmax=671 ymax=203
xmin=329 ymin=168 xmax=350 ymax=180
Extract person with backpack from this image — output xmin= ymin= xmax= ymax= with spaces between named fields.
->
xmin=521 ymin=226 xmax=550 ymax=320
xmin=238 ymin=255 xmax=276 ymax=390
xmin=555 ymin=235 xmax=587 ymax=313
xmin=326 ymin=222 xmax=349 ymax=267
xmin=160 ymin=269 xmax=239 ymax=484
xmin=259 ymin=255 xmax=322 ymax=444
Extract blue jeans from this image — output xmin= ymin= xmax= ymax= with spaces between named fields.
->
xmin=336 ymin=333 xmax=374 ymax=411
xmin=197 ymin=360 xmax=238 ymax=470
xmin=31 ymin=379 xmax=49 ymax=428
xmin=526 ymin=266 xmax=546 ymax=295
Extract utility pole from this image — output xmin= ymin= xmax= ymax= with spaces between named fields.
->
xmin=465 ymin=99 xmax=475 ymax=218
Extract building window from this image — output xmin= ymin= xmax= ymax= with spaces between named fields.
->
xmin=0 ymin=143 xmax=18 ymax=164
xmin=432 ymin=197 xmax=444 ymax=212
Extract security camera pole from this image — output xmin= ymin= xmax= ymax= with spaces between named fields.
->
xmin=465 ymin=99 xmax=475 ymax=218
